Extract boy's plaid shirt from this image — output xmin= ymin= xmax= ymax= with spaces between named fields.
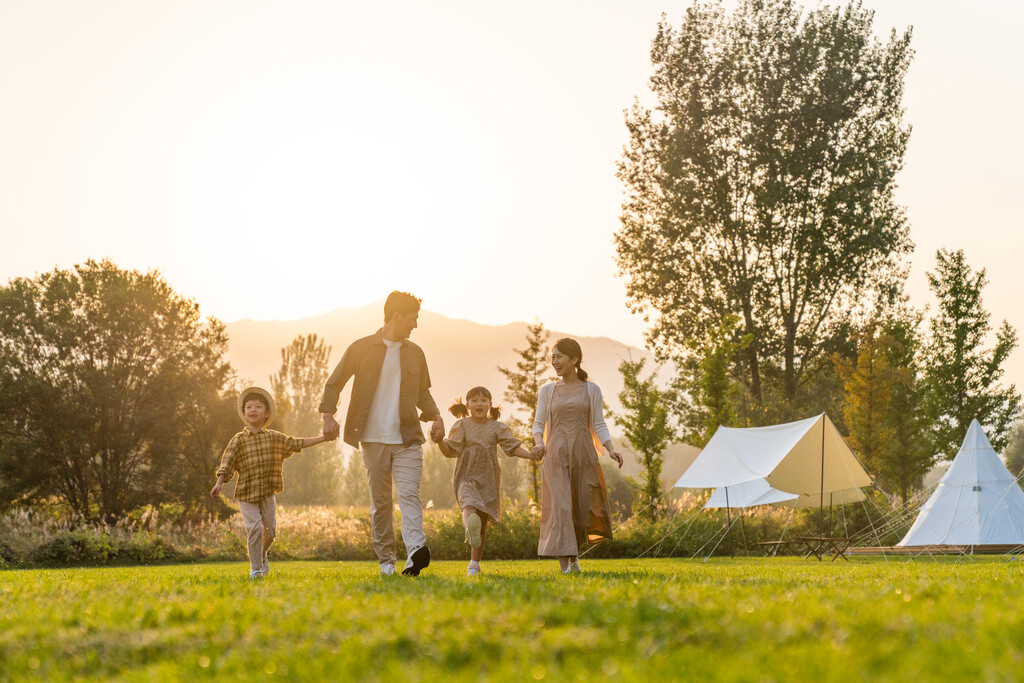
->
xmin=216 ymin=428 xmax=303 ymax=503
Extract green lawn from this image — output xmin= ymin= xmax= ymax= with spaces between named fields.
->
xmin=2 ymin=557 xmax=1023 ymax=681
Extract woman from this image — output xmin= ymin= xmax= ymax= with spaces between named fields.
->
xmin=531 ymin=338 xmax=623 ymax=573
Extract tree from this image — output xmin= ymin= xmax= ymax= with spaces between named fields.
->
xmin=672 ymin=317 xmax=744 ymax=447
xmin=923 ymin=249 xmax=1021 ymax=458
xmin=0 ymin=259 xmax=232 ymax=520
xmin=1003 ymin=422 xmax=1024 ymax=478
xmin=270 ymin=334 xmax=342 ymax=505
xmin=613 ymin=357 xmax=675 ymax=521
xmin=837 ymin=316 xmax=931 ymax=504
xmin=338 ymin=450 xmax=370 ymax=507
xmin=497 ymin=321 xmax=553 ymax=503
xmin=615 ymin=0 xmax=914 ymax=419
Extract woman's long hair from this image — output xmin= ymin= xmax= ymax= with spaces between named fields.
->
xmin=449 ymin=386 xmax=501 ymax=419
xmin=553 ymin=338 xmax=588 ymax=381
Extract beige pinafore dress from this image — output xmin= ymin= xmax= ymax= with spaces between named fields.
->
xmin=537 ymin=382 xmax=613 ymax=557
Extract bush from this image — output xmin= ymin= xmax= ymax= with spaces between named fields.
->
xmin=29 ymin=530 xmax=118 ymax=566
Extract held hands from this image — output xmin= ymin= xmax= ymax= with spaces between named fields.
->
xmin=530 ymin=444 xmax=546 ymax=461
xmin=430 ymin=415 xmax=445 ymax=443
xmin=322 ymin=414 xmax=341 ymax=440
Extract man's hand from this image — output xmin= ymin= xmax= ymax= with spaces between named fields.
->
xmin=322 ymin=413 xmax=341 ymax=440
xmin=430 ymin=415 xmax=445 ymax=443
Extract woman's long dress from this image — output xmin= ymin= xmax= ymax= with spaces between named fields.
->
xmin=445 ymin=418 xmax=522 ymax=522
xmin=537 ymin=382 xmax=613 ymax=556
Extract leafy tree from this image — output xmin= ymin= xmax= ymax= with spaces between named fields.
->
xmin=923 ymin=249 xmax=1021 ymax=458
xmin=0 ymin=259 xmax=232 ymax=520
xmin=420 ymin=441 xmax=456 ymax=509
xmin=1003 ymin=422 xmax=1024 ymax=478
xmin=837 ymin=316 xmax=931 ymax=504
xmin=271 ymin=334 xmax=341 ymax=505
xmin=672 ymin=318 xmax=744 ymax=446
xmin=338 ymin=451 xmax=370 ymax=507
xmin=615 ymin=0 xmax=913 ymax=418
xmin=613 ymin=357 xmax=675 ymax=521
xmin=497 ymin=321 xmax=553 ymax=503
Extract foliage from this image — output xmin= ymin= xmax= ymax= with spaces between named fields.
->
xmin=338 ymin=451 xmax=371 ymax=507
xmin=616 ymin=0 xmax=913 ymax=418
xmin=5 ymin=558 xmax=1024 ymax=680
xmin=497 ymin=321 xmax=553 ymax=503
xmin=420 ymin=441 xmax=457 ymax=510
xmin=837 ymin=316 xmax=932 ymax=504
xmin=0 ymin=259 xmax=233 ymax=521
xmin=923 ymin=249 xmax=1022 ymax=457
xmin=613 ymin=357 xmax=675 ymax=520
xmin=1004 ymin=422 xmax=1024 ymax=478
xmin=270 ymin=334 xmax=343 ymax=504
xmin=671 ymin=317 xmax=745 ymax=445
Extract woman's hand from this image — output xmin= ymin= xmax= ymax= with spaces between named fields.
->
xmin=609 ymin=450 xmax=623 ymax=469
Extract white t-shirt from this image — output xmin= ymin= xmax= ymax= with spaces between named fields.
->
xmin=361 ymin=338 xmax=403 ymax=444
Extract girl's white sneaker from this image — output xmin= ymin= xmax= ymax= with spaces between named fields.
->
xmin=563 ymin=560 xmax=582 ymax=574
xmin=467 ymin=513 xmax=482 ymax=548
xmin=467 ymin=563 xmax=482 ymax=576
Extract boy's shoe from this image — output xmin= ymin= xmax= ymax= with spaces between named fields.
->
xmin=563 ymin=560 xmax=582 ymax=575
xmin=467 ymin=562 xmax=482 ymax=576
xmin=380 ymin=563 xmax=397 ymax=576
xmin=467 ymin=513 xmax=482 ymax=549
xmin=402 ymin=545 xmax=431 ymax=576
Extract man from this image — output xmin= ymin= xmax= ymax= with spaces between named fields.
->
xmin=320 ymin=291 xmax=444 ymax=576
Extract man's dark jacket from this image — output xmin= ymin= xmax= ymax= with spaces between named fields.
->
xmin=318 ymin=330 xmax=440 ymax=448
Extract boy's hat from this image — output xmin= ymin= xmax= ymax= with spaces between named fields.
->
xmin=238 ymin=386 xmax=275 ymax=427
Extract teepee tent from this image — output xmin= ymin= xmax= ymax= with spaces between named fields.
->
xmin=898 ymin=420 xmax=1024 ymax=547
xmin=675 ymin=414 xmax=872 ymax=499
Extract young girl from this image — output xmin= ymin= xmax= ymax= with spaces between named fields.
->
xmin=433 ymin=386 xmax=540 ymax=575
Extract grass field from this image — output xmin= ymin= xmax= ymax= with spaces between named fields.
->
xmin=2 ymin=557 xmax=1024 ymax=681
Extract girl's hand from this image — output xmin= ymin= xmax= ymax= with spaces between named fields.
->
xmin=610 ymin=450 xmax=624 ymax=469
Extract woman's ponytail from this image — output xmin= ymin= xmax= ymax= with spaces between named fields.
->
xmin=553 ymin=337 xmax=589 ymax=382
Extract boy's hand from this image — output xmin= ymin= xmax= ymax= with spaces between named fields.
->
xmin=210 ymin=483 xmax=221 ymax=498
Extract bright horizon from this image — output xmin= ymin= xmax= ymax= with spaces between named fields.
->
xmin=2 ymin=1 xmax=1023 ymax=388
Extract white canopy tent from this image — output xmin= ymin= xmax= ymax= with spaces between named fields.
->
xmin=675 ymin=413 xmax=873 ymax=499
xmin=704 ymin=479 xmax=867 ymax=510
xmin=898 ymin=419 xmax=1024 ymax=547
xmin=704 ymin=479 xmax=797 ymax=509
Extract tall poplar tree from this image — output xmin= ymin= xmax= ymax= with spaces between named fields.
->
xmin=616 ymin=0 xmax=914 ymax=418
xmin=923 ymin=249 xmax=1021 ymax=457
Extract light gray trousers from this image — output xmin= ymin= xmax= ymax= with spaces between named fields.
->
xmin=361 ymin=442 xmax=426 ymax=565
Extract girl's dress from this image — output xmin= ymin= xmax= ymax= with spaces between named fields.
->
xmin=534 ymin=381 xmax=614 ymax=557
xmin=444 ymin=418 xmax=523 ymax=522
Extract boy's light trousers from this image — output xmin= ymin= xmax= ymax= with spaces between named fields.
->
xmin=239 ymin=495 xmax=276 ymax=573
xmin=361 ymin=442 xmax=426 ymax=566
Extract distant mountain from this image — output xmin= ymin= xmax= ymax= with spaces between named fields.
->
xmin=223 ymin=302 xmax=699 ymax=487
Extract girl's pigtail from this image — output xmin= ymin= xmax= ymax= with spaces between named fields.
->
xmin=449 ymin=398 xmax=469 ymax=418
xmin=488 ymin=405 xmax=502 ymax=420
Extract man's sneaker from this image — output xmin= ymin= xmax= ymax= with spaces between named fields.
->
xmin=467 ymin=562 xmax=482 ymax=576
xmin=467 ymin=513 xmax=482 ymax=549
xmin=249 ymin=569 xmax=264 ymax=580
xmin=563 ymin=560 xmax=582 ymax=574
xmin=380 ymin=563 xmax=397 ymax=576
xmin=402 ymin=545 xmax=431 ymax=576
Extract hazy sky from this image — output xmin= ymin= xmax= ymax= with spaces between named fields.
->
xmin=2 ymin=1 xmax=1022 ymax=384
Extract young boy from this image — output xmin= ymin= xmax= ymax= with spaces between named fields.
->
xmin=211 ymin=386 xmax=335 ymax=579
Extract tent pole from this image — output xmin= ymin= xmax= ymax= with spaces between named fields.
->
xmin=725 ymin=487 xmax=733 ymax=558
xmin=820 ymin=416 xmax=826 ymax=541
xmin=740 ymin=508 xmax=748 ymax=555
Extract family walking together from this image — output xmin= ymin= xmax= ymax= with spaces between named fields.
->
xmin=212 ymin=291 xmax=623 ymax=579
